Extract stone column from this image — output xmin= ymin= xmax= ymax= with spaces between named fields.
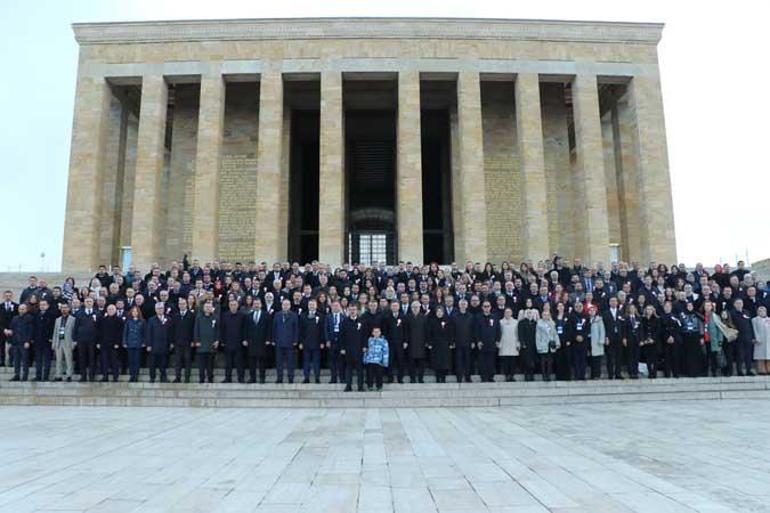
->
xmin=613 ymin=93 xmax=643 ymax=262
xmin=572 ymin=73 xmax=610 ymax=265
xmin=318 ymin=70 xmax=345 ymax=266
xmin=62 ymin=76 xmax=112 ymax=272
xmin=456 ymin=70 xmax=487 ymax=263
xmin=254 ymin=70 xmax=284 ymax=263
xmin=515 ymin=73 xmax=550 ymax=261
xmin=130 ymin=74 xmax=168 ymax=270
xmin=191 ymin=70 xmax=225 ymax=264
xmin=629 ymin=74 xmax=677 ymax=263
xmin=397 ymin=70 xmax=424 ymax=264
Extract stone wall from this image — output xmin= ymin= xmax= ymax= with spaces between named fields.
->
xmin=165 ymin=84 xmax=199 ymax=261
xmin=481 ymin=81 xmax=521 ymax=263
xmin=218 ymin=83 xmax=259 ymax=262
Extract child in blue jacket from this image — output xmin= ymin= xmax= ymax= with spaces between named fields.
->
xmin=363 ymin=326 xmax=389 ymax=391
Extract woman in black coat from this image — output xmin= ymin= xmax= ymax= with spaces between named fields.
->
xmin=640 ymin=305 xmax=661 ymax=379
xmin=517 ymin=309 xmax=538 ymax=381
xmin=624 ymin=304 xmax=642 ymax=379
xmin=427 ymin=306 xmax=454 ymax=383
xmin=405 ymin=302 xmax=428 ymax=383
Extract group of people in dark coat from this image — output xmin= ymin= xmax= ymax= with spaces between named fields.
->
xmin=3 ymin=257 xmax=770 ymax=388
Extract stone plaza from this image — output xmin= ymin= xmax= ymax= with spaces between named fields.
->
xmin=62 ymin=17 xmax=677 ymax=272
xmin=0 ymin=398 xmax=767 ymax=513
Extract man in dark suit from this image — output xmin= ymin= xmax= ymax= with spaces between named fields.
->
xmin=33 ymin=298 xmax=56 ymax=381
xmin=146 ymin=302 xmax=174 ymax=383
xmin=5 ymin=303 xmax=32 ymax=381
xmin=325 ymin=300 xmax=345 ymax=384
xmin=173 ymin=297 xmax=195 ymax=383
xmin=271 ymin=298 xmax=299 ymax=384
xmin=0 ymin=290 xmax=19 ymax=367
xmin=452 ymin=299 xmax=475 ymax=383
xmin=602 ymin=296 xmax=625 ymax=379
xmin=220 ymin=298 xmax=246 ymax=383
xmin=340 ymin=303 xmax=368 ymax=392
xmin=382 ymin=300 xmax=406 ymax=384
xmin=299 ymin=299 xmax=325 ymax=384
xmin=73 ymin=297 xmax=101 ymax=382
xmin=246 ymin=297 xmax=270 ymax=384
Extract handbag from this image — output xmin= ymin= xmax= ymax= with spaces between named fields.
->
xmin=714 ymin=316 xmax=738 ymax=343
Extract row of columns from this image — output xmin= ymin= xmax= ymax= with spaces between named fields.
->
xmin=63 ymin=68 xmax=674 ymax=271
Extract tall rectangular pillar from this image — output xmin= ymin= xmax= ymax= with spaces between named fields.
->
xmin=130 ymin=74 xmax=168 ymax=270
xmin=613 ymin=93 xmax=643 ymax=262
xmin=62 ymin=76 xmax=112 ymax=272
xmin=191 ymin=70 xmax=225 ymax=265
xmin=629 ymin=74 xmax=677 ymax=264
xmin=397 ymin=70 xmax=424 ymax=264
xmin=456 ymin=71 xmax=487 ymax=263
xmin=318 ymin=70 xmax=345 ymax=266
xmin=572 ymin=73 xmax=610 ymax=265
xmin=515 ymin=73 xmax=550 ymax=261
xmin=254 ymin=70 xmax=284 ymax=263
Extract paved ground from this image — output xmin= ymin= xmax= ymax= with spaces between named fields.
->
xmin=0 ymin=400 xmax=767 ymax=513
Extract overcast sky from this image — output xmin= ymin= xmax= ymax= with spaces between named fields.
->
xmin=0 ymin=0 xmax=766 ymax=271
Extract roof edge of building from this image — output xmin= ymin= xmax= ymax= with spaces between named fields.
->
xmin=71 ymin=17 xmax=664 ymax=45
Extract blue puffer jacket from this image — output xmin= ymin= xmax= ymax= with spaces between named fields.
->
xmin=363 ymin=336 xmax=389 ymax=367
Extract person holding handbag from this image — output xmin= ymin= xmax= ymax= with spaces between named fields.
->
xmin=701 ymin=301 xmax=725 ymax=377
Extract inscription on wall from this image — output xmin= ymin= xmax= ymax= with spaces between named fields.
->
xmin=218 ymin=154 xmax=257 ymax=261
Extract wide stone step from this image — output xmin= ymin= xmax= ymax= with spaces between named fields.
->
xmin=0 ymin=376 xmax=768 ymax=408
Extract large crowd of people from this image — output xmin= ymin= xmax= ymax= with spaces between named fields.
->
xmin=2 ymin=256 xmax=769 ymax=392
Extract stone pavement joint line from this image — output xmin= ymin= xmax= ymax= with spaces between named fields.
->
xmin=0 ymin=400 xmax=763 ymax=512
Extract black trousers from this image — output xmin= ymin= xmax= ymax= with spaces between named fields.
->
xmin=329 ymin=345 xmax=345 ymax=383
xmin=149 ymin=353 xmax=168 ymax=382
xmin=500 ymin=355 xmax=516 ymax=379
xmin=248 ymin=354 xmax=267 ymax=383
xmin=540 ymin=353 xmax=554 ymax=381
xmin=663 ymin=341 xmax=681 ymax=377
xmin=34 ymin=342 xmax=52 ymax=380
xmin=706 ymin=349 xmax=720 ymax=377
xmin=366 ymin=363 xmax=384 ymax=389
xmin=454 ymin=346 xmax=471 ymax=382
xmin=590 ymin=355 xmax=603 ymax=379
xmin=174 ymin=345 xmax=193 ymax=381
xmin=346 ymin=358 xmax=365 ymax=390
xmin=100 ymin=345 xmax=119 ymax=381
xmin=224 ymin=348 xmax=244 ymax=383
xmin=683 ymin=333 xmax=702 ymax=377
xmin=626 ymin=341 xmax=640 ymax=378
xmin=409 ymin=356 xmax=425 ymax=383
xmin=387 ymin=346 xmax=406 ymax=383
xmin=11 ymin=344 xmax=29 ymax=380
xmin=77 ymin=341 xmax=97 ymax=381
xmin=572 ymin=342 xmax=588 ymax=380
xmin=606 ymin=340 xmax=623 ymax=378
xmin=0 ymin=337 xmax=5 ymax=366
xmin=302 ymin=348 xmax=321 ymax=380
xmin=735 ymin=339 xmax=754 ymax=375
xmin=479 ymin=351 xmax=497 ymax=382
xmin=554 ymin=346 xmax=572 ymax=381
xmin=642 ymin=343 xmax=658 ymax=378
xmin=198 ymin=352 xmax=214 ymax=383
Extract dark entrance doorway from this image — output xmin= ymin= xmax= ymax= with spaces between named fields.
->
xmin=287 ymin=81 xmax=320 ymax=263
xmin=343 ymin=78 xmax=398 ymax=265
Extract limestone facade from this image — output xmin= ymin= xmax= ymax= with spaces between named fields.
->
xmin=62 ymin=17 xmax=677 ymax=271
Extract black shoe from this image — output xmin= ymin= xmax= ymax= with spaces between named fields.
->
xmin=302 ymin=378 xmax=310 ymax=384
xmin=150 ymin=379 xmax=155 ymax=384
xmin=100 ymin=378 xmax=109 ymax=383
xmin=184 ymin=378 xmax=190 ymax=384
xmin=54 ymin=377 xmax=63 ymax=382
xmin=358 ymin=387 xmax=365 ymax=392
xmin=398 ymin=379 xmax=404 ymax=384
xmin=259 ymin=379 xmax=265 ymax=384
xmin=222 ymin=379 xmax=232 ymax=384
xmin=376 ymin=386 xmax=383 ymax=391
xmin=315 ymin=378 xmax=321 ymax=384
xmin=79 ymin=377 xmax=87 ymax=383
xmin=33 ymin=377 xmax=41 ymax=382
xmin=10 ymin=376 xmax=20 ymax=382
xmin=344 ymin=385 xmax=352 ymax=392
xmin=113 ymin=378 xmax=119 ymax=383
xmin=275 ymin=379 xmax=283 ymax=384
xmin=248 ymin=379 xmax=256 ymax=384
xmin=66 ymin=377 xmax=72 ymax=382
xmin=329 ymin=378 xmax=338 ymax=384
xmin=173 ymin=378 xmax=181 ymax=383
xmin=418 ymin=378 xmax=424 ymax=384
xmin=748 ymin=370 xmax=757 ymax=377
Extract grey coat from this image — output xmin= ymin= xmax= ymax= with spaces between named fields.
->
xmin=52 ymin=315 xmax=76 ymax=350
xmin=590 ymin=315 xmax=606 ymax=356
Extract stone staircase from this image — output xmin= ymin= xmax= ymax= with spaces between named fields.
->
xmin=0 ymin=372 xmax=767 ymax=408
